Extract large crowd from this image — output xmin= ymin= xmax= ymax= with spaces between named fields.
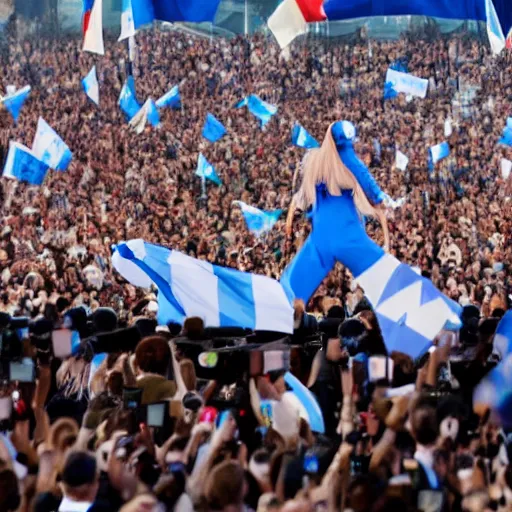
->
xmin=0 ymin=20 xmax=511 ymax=512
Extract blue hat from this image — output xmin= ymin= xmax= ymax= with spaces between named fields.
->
xmin=331 ymin=121 xmax=356 ymax=146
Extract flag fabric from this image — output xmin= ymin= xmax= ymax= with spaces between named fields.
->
xmin=473 ymin=311 xmax=512 ymax=427
xmin=82 ymin=0 xmax=104 ymax=55
xmin=291 ymin=123 xmax=320 ymax=149
xmin=395 ymin=150 xmax=409 ymax=171
xmin=237 ymin=95 xmax=278 ymax=128
xmin=499 ymin=119 xmax=512 ymax=146
xmin=501 ymin=158 xmax=512 ymax=180
xmin=3 ymin=141 xmax=49 ymax=186
xmin=233 ymin=201 xmax=283 ymax=238
xmin=111 ymin=239 xmax=294 ymax=333
xmin=268 ymin=0 xmax=326 ymax=48
xmin=129 ymin=98 xmax=160 ymax=133
xmin=155 ymin=85 xmax=181 ymax=109
xmin=1 ymin=85 xmax=31 ymax=123
xmin=486 ymin=0 xmax=505 ymax=56
xmin=356 ymin=253 xmax=462 ymax=359
xmin=196 ymin=154 xmax=222 ymax=186
xmin=32 ymin=118 xmax=73 ymax=171
xmin=119 ymin=76 xmax=141 ymax=120
xmin=507 ymin=28 xmax=512 ymax=49
xmin=119 ymin=0 xmax=135 ymax=41
xmin=390 ymin=58 xmax=408 ymax=73
xmin=429 ymin=142 xmax=450 ymax=165
xmin=384 ymin=69 xmax=428 ymax=100
xmin=202 ymin=113 xmax=227 ymax=143
xmin=82 ymin=66 xmax=99 ymax=106
xmin=444 ymin=118 xmax=453 ymax=137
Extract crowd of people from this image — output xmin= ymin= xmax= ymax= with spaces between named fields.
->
xmin=0 ymin=20 xmax=510 ymax=512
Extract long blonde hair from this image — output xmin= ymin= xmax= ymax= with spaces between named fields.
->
xmin=293 ymin=123 xmax=377 ymax=218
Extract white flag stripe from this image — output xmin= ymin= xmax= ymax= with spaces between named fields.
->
xmin=83 ymin=0 xmax=105 ymax=55
xmin=268 ymin=0 xmax=307 ymax=49
xmin=355 ymin=253 xmax=400 ymax=306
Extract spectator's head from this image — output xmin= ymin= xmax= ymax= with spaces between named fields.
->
xmin=0 ymin=469 xmax=20 ymax=512
xmin=182 ymin=316 xmax=205 ymax=340
xmin=60 ymin=451 xmax=99 ymax=503
xmin=411 ymin=402 xmax=439 ymax=447
xmin=135 ymin=335 xmax=171 ymax=376
xmin=204 ymin=460 xmax=246 ymax=511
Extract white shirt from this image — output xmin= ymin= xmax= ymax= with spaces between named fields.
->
xmin=58 ymin=496 xmax=93 ymax=512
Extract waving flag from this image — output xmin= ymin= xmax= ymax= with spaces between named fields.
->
xmin=3 ymin=142 xmax=49 ymax=186
xmin=82 ymin=66 xmax=99 ymax=106
xmin=474 ymin=312 xmax=512 ymax=427
xmin=237 ymin=95 xmax=278 ymax=128
xmin=395 ymin=150 xmax=409 ymax=171
xmin=486 ymin=0 xmax=505 ymax=55
xmin=233 ymin=201 xmax=282 ymax=238
xmin=384 ymin=69 xmax=428 ymax=100
xmin=356 ymin=253 xmax=461 ymax=359
xmin=499 ymin=118 xmax=512 ymax=146
xmin=112 ymin=239 xmax=294 ymax=332
xmin=119 ymin=77 xmax=141 ymax=120
xmin=129 ymin=98 xmax=160 ymax=133
xmin=196 ymin=154 xmax=222 ymax=186
xmin=291 ymin=124 xmax=319 ymax=149
xmin=501 ymin=158 xmax=512 ymax=180
xmin=82 ymin=0 xmax=104 ymax=55
xmin=156 ymin=85 xmax=181 ymax=109
xmin=268 ymin=0 xmax=326 ymax=48
xmin=32 ymin=118 xmax=73 ymax=171
xmin=444 ymin=118 xmax=453 ymax=137
xmin=202 ymin=113 xmax=227 ymax=143
xmin=1 ymin=85 xmax=31 ymax=123
xmin=430 ymin=142 xmax=450 ymax=165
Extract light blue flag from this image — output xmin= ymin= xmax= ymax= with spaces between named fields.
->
xmin=384 ymin=69 xmax=428 ymax=100
xmin=356 ymin=253 xmax=462 ymax=359
xmin=32 ymin=118 xmax=73 ymax=171
xmin=237 ymin=95 xmax=278 ymax=128
xmin=1 ymin=85 xmax=31 ymax=123
xmin=119 ymin=76 xmax=140 ymax=120
xmin=82 ymin=66 xmax=99 ymax=106
xmin=233 ymin=201 xmax=282 ymax=238
xmin=291 ymin=123 xmax=319 ymax=149
xmin=111 ymin=239 xmax=294 ymax=333
xmin=474 ymin=311 xmax=512 ymax=427
xmin=3 ymin=141 xmax=49 ymax=186
xmin=499 ymin=118 xmax=512 ymax=146
xmin=147 ymin=99 xmax=160 ymax=127
xmin=202 ymin=113 xmax=227 ymax=143
xmin=429 ymin=141 xmax=450 ymax=164
xmin=196 ymin=153 xmax=222 ymax=186
xmin=155 ymin=85 xmax=181 ymax=109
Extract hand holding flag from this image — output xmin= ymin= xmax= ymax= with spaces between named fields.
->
xmin=196 ymin=154 xmax=222 ymax=186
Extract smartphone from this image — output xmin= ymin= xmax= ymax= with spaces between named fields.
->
xmin=123 ymin=387 xmax=142 ymax=410
xmin=0 ymin=397 xmax=12 ymax=421
xmin=52 ymin=329 xmax=80 ymax=359
xmin=146 ymin=402 xmax=166 ymax=428
xmin=368 ymin=356 xmax=394 ymax=382
xmin=9 ymin=360 xmax=35 ymax=383
xmin=304 ymin=453 xmax=319 ymax=474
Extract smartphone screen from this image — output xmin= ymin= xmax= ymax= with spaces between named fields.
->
xmin=9 ymin=360 xmax=35 ymax=383
xmin=123 ymin=388 xmax=142 ymax=410
xmin=368 ymin=356 xmax=394 ymax=382
xmin=52 ymin=329 xmax=80 ymax=359
xmin=0 ymin=397 xmax=12 ymax=421
xmin=146 ymin=403 xmax=166 ymax=427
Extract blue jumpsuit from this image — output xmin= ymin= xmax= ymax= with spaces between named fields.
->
xmin=281 ymin=122 xmax=387 ymax=304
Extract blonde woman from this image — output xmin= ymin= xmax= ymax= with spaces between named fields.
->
xmin=282 ymin=121 xmax=390 ymax=303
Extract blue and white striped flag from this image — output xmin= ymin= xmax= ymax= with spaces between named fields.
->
xmin=485 ymin=0 xmax=505 ymax=56
xmin=499 ymin=118 xmax=512 ymax=146
xmin=119 ymin=76 xmax=141 ymax=120
xmin=82 ymin=66 xmax=99 ymax=106
xmin=233 ymin=201 xmax=282 ymax=238
xmin=237 ymin=95 xmax=277 ymax=128
xmin=196 ymin=153 xmax=222 ymax=185
xmin=3 ymin=141 xmax=49 ymax=186
xmin=119 ymin=0 xmax=135 ymax=40
xmin=129 ymin=98 xmax=160 ymax=133
xmin=429 ymin=141 xmax=450 ymax=165
xmin=32 ymin=118 xmax=73 ymax=171
xmin=291 ymin=123 xmax=319 ymax=149
xmin=156 ymin=85 xmax=181 ymax=109
xmin=1 ymin=85 xmax=31 ymax=123
xmin=202 ymin=113 xmax=227 ymax=143
xmin=112 ymin=239 xmax=294 ymax=333
xmin=474 ymin=311 xmax=512 ymax=427
xmin=356 ymin=253 xmax=462 ymax=359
